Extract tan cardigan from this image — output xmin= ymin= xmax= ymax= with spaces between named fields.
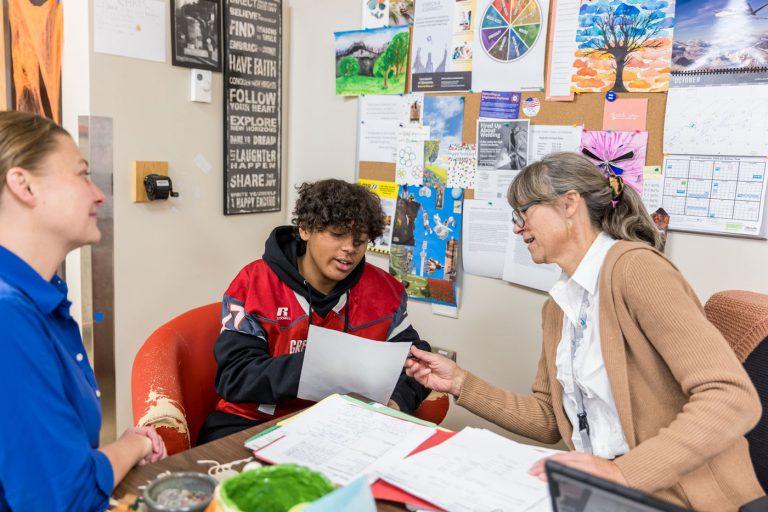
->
xmin=457 ymin=241 xmax=764 ymax=511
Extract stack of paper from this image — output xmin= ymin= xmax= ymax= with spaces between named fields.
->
xmin=248 ymin=395 xmax=436 ymax=486
xmin=376 ymin=427 xmax=560 ymax=512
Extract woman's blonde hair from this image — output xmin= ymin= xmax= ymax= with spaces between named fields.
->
xmin=0 ymin=111 xmax=69 ymax=195
xmin=507 ymin=152 xmax=662 ymax=250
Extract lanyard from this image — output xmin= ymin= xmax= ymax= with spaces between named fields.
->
xmin=570 ymin=289 xmax=593 ymax=453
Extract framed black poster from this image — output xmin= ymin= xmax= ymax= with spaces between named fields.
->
xmin=171 ymin=0 xmax=222 ymax=72
xmin=223 ymin=0 xmax=282 ymax=215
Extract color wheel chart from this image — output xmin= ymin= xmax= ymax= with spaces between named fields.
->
xmin=480 ymin=0 xmax=542 ymax=62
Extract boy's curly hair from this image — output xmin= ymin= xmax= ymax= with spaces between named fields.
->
xmin=292 ymin=179 xmax=385 ymax=241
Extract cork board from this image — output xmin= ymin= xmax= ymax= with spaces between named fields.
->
xmin=358 ymin=90 xmax=668 ymax=192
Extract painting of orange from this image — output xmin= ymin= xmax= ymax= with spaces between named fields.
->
xmin=7 ymin=0 xmax=63 ymax=122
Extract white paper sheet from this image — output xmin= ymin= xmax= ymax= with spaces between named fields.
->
xmin=94 ymin=0 xmax=166 ymax=62
xmin=395 ymin=125 xmax=430 ymax=185
xmin=358 ymin=94 xmax=423 ymax=163
xmin=546 ymin=0 xmax=579 ymax=100
xmin=462 ymin=200 xmax=512 ymax=279
xmin=661 ymin=154 xmax=768 ymax=238
xmin=297 ymin=326 xmax=411 ymax=404
xmin=502 ymin=230 xmax=561 ymax=292
xmin=641 ymin=165 xmax=664 ymax=213
xmin=529 ymin=125 xmax=583 ymax=162
xmin=376 ymin=427 xmax=560 ymax=512
xmin=255 ymin=395 xmax=435 ymax=485
xmin=475 ymin=169 xmax=518 ymax=200
xmin=472 ymin=0 xmax=551 ymax=92
xmin=664 ymin=85 xmax=768 ymax=157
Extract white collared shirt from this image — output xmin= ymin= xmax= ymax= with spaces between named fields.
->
xmin=549 ymin=232 xmax=629 ymax=459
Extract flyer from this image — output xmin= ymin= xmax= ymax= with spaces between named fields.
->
xmin=411 ymin=0 xmax=475 ymax=92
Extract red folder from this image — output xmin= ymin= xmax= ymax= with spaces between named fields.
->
xmin=370 ymin=429 xmax=456 ymax=510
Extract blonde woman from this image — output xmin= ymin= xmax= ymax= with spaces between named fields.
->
xmin=0 ymin=111 xmax=167 ymax=510
xmin=406 ymin=152 xmax=764 ymax=511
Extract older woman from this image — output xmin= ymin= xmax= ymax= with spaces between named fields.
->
xmin=406 ymin=152 xmax=764 ymax=511
xmin=0 ymin=111 xmax=167 ymax=510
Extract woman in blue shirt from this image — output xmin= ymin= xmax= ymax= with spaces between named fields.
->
xmin=0 ymin=111 xmax=167 ymax=510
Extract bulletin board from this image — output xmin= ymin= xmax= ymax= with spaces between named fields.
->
xmin=358 ymin=90 xmax=668 ymax=198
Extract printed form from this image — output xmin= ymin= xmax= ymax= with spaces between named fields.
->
xmin=254 ymin=395 xmax=436 ymax=486
xmin=376 ymin=427 xmax=560 ymax=512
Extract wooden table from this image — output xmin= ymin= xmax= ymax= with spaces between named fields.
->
xmin=114 ymin=415 xmax=406 ymax=511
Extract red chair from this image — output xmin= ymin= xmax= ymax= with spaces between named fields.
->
xmin=132 ymin=303 xmax=450 ymax=455
xmin=132 ymin=303 xmax=221 ymax=455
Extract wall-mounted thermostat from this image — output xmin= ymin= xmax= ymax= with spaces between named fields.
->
xmin=191 ymin=69 xmax=212 ymax=103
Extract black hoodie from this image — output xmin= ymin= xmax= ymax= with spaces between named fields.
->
xmin=263 ymin=226 xmax=365 ymax=317
xmin=213 ymin=226 xmax=431 ymax=415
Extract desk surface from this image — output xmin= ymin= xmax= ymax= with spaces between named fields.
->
xmin=114 ymin=415 xmax=405 ymax=511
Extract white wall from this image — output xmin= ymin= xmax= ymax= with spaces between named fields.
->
xmin=285 ymin=0 xmax=768 ymax=441
xmin=89 ymin=33 xmax=287 ymax=434
xmin=62 ymin=0 xmax=93 ymax=327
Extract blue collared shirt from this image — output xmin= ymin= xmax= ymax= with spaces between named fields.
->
xmin=0 ymin=244 xmax=113 ymax=511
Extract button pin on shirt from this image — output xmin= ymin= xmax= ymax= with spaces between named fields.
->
xmin=75 ymin=353 xmax=84 ymax=362
xmin=95 ymin=390 xmax=101 ymax=398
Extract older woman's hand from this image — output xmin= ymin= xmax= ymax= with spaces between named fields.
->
xmin=405 ymin=346 xmax=467 ymax=398
xmin=528 ymin=451 xmax=628 ymax=485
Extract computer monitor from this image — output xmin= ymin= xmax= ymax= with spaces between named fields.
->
xmin=546 ymin=460 xmax=692 ymax=512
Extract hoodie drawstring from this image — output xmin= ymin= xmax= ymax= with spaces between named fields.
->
xmin=304 ymin=280 xmax=313 ymax=326
xmin=343 ymin=290 xmax=350 ymax=333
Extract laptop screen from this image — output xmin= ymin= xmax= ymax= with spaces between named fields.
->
xmin=546 ymin=461 xmax=691 ymax=512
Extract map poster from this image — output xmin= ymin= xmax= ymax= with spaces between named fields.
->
xmin=223 ymin=0 xmax=282 ymax=215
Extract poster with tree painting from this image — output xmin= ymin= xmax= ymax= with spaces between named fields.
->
xmin=572 ymin=0 xmax=676 ymax=93
xmin=335 ymin=25 xmax=410 ymax=95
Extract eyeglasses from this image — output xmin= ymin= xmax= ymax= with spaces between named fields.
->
xmin=511 ymin=200 xmax=542 ymax=229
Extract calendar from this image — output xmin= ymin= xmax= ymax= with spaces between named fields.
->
xmin=660 ymin=155 xmax=768 ymax=238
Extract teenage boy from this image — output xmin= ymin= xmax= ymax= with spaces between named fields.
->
xmin=198 ymin=179 xmax=432 ymax=443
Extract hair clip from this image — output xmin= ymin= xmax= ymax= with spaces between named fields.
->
xmin=607 ymin=174 xmax=625 ymax=208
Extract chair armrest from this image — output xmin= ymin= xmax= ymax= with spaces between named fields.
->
xmin=741 ymin=495 xmax=768 ymax=512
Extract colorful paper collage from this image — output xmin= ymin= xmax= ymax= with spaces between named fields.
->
xmin=390 ymin=185 xmax=464 ymax=306
xmin=580 ymin=130 xmax=648 ymax=194
xmin=671 ymin=0 xmax=768 ymax=87
xmin=572 ymin=0 xmax=676 ymax=93
xmin=448 ymin=143 xmax=478 ymax=188
xmin=335 ymin=26 xmax=411 ymax=96
xmin=359 ymin=179 xmax=399 ymax=253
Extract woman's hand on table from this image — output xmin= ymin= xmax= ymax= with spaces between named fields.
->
xmin=528 ymin=451 xmax=627 ymax=485
xmin=125 ymin=426 xmax=168 ymax=465
xmin=405 ymin=346 xmax=468 ymax=398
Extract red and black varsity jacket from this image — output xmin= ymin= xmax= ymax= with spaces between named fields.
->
xmin=213 ymin=227 xmax=431 ymax=423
